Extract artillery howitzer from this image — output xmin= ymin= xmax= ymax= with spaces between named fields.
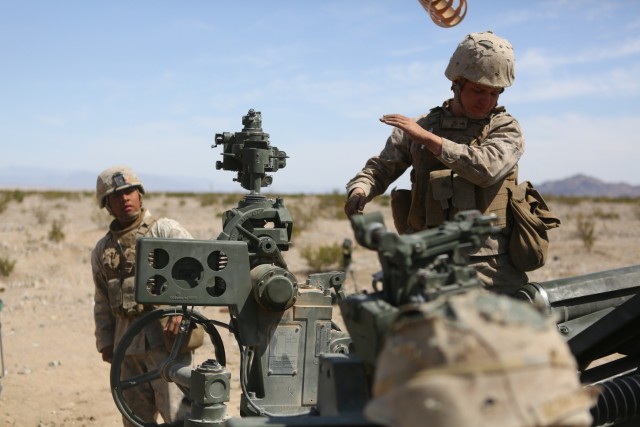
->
xmin=516 ymin=265 xmax=640 ymax=426
xmin=111 ymin=109 xmax=640 ymax=427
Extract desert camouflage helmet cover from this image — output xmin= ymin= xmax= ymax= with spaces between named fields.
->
xmin=96 ymin=165 xmax=145 ymax=208
xmin=445 ymin=30 xmax=515 ymax=88
xmin=365 ymin=289 xmax=598 ymax=427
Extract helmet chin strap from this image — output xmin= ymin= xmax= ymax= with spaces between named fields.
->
xmin=451 ymin=80 xmax=472 ymax=117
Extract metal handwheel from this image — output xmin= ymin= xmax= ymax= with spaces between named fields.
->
xmin=110 ymin=307 xmax=227 ymax=427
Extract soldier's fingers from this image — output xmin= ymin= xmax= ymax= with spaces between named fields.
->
xmin=344 ymin=198 xmax=361 ymax=217
xmin=345 ymin=196 xmax=366 ymax=217
xmin=357 ymin=196 xmax=367 ymax=212
xmin=344 ymin=200 xmax=356 ymax=217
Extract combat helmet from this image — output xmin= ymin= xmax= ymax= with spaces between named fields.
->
xmin=445 ymin=30 xmax=515 ymax=88
xmin=96 ymin=165 xmax=145 ymax=208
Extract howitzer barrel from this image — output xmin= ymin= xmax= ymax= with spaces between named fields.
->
xmin=515 ymin=264 xmax=640 ymax=323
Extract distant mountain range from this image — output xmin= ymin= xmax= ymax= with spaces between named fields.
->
xmin=535 ymin=174 xmax=640 ymax=198
xmin=0 ymin=167 xmax=638 ymax=197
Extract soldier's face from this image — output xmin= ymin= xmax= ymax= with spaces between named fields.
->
xmin=459 ymin=82 xmax=502 ymax=119
xmin=107 ymin=187 xmax=142 ymax=224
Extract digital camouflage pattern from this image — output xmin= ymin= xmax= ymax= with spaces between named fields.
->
xmin=365 ymin=289 xmax=598 ymax=427
xmin=92 ymin=209 xmax=192 ymax=354
xmin=444 ymin=30 xmax=515 ymax=88
xmin=92 ymin=208 xmax=193 ymax=425
xmin=96 ymin=165 xmax=146 ymax=208
xmin=346 ymin=100 xmax=527 ymax=292
xmin=346 ymin=30 xmax=527 ymax=293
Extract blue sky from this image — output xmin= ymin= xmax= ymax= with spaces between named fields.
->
xmin=1 ymin=0 xmax=639 ymax=193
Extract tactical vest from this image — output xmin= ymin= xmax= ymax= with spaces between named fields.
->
xmin=406 ymin=106 xmax=517 ymax=231
xmin=100 ymin=211 xmax=157 ymax=317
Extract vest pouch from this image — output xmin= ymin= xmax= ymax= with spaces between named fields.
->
xmin=391 ymin=187 xmax=412 ymax=234
xmin=451 ymin=174 xmax=476 ymax=211
xmin=121 ymin=276 xmax=143 ymax=315
xmin=429 ymin=170 xmax=453 ymax=209
xmin=508 ymin=181 xmax=561 ymax=272
xmin=426 ymin=170 xmax=453 ymax=227
xmin=106 ymin=278 xmax=124 ymax=317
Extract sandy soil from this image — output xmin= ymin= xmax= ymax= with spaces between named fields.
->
xmin=0 ymin=191 xmax=638 ymax=426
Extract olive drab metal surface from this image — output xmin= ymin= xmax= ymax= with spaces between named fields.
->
xmin=110 ymin=109 xmax=640 ymax=427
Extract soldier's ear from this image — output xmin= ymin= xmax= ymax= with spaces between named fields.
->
xmin=104 ymin=199 xmax=114 ymax=216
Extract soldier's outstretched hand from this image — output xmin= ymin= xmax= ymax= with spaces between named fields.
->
xmin=380 ymin=114 xmax=442 ymax=155
xmin=345 ymin=188 xmax=367 ymax=217
xmin=379 ymin=114 xmax=423 ymax=137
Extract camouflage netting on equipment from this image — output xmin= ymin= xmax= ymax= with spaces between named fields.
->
xmin=365 ymin=289 xmax=598 ymax=427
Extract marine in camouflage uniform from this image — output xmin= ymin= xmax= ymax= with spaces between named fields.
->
xmin=92 ymin=165 xmax=192 ymax=426
xmin=345 ymin=31 xmax=527 ymax=295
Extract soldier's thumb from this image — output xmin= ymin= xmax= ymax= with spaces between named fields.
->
xmin=357 ymin=196 xmax=367 ymax=212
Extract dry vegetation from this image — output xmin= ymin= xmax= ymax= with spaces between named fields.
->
xmin=0 ymin=189 xmax=638 ymax=426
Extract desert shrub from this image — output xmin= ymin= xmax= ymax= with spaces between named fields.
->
xmin=91 ymin=208 xmax=112 ymax=228
xmin=318 ymin=191 xmax=345 ymax=212
xmin=199 ymin=193 xmax=218 ymax=207
xmin=9 ymin=190 xmax=25 ymax=203
xmin=40 ymin=190 xmax=81 ymax=201
xmin=0 ymin=256 xmax=16 ymax=277
xmin=377 ymin=194 xmax=391 ymax=207
xmin=34 ymin=206 xmax=49 ymax=224
xmin=48 ymin=218 xmax=66 ymax=242
xmin=289 ymin=195 xmax=352 ymax=236
xmin=300 ymin=242 xmax=342 ymax=272
xmin=164 ymin=191 xmax=192 ymax=198
xmin=0 ymin=190 xmax=26 ymax=214
xmin=289 ymin=203 xmax=316 ymax=239
xmin=198 ymin=192 xmax=242 ymax=207
xmin=0 ymin=195 xmax=9 ymax=215
xmin=575 ymin=213 xmax=596 ymax=252
xmin=591 ymin=208 xmax=619 ymax=220
xmin=547 ymin=195 xmax=583 ymax=206
xmin=318 ymin=191 xmax=349 ymax=220
xmin=221 ymin=193 xmax=242 ymax=206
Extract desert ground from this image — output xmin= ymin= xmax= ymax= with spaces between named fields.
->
xmin=0 ymin=189 xmax=639 ymax=426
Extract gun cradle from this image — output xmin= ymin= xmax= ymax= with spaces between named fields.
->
xmin=134 ymin=237 xmax=348 ymax=417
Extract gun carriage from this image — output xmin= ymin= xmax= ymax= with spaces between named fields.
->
xmin=111 ymin=109 xmax=640 ymax=427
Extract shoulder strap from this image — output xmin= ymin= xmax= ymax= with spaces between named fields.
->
xmin=136 ymin=216 xmax=158 ymax=238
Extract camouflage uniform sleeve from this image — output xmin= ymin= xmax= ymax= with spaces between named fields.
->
xmin=438 ymin=113 xmax=524 ymax=187
xmin=92 ymin=242 xmax=116 ymax=353
xmin=346 ymin=125 xmax=414 ymax=198
xmin=149 ymin=218 xmax=193 ymax=239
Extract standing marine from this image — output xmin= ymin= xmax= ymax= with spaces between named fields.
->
xmin=91 ymin=165 xmax=193 ymax=426
xmin=344 ymin=31 xmax=528 ymax=295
